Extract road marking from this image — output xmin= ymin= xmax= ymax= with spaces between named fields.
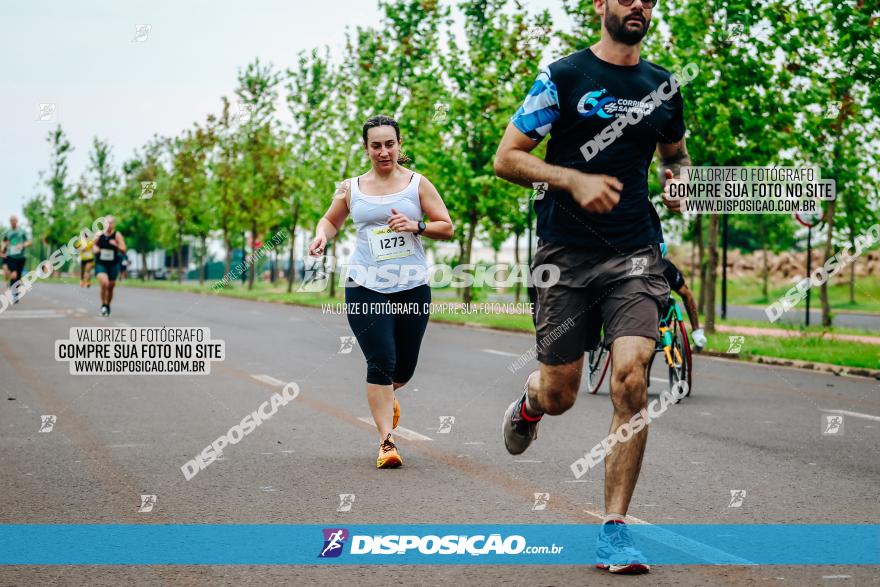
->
xmin=821 ymin=409 xmax=880 ymax=422
xmin=822 ymin=576 xmax=851 ymax=579
xmin=463 ymin=441 xmax=484 ymax=445
xmin=514 ymin=459 xmax=542 ymax=463
xmin=482 ymin=348 xmax=520 ymax=357
xmin=250 ymin=374 xmax=285 ymax=388
xmin=650 ymin=377 xmax=667 ymax=384
xmin=356 ymin=417 xmax=433 ymax=441
xmin=107 ymin=443 xmax=148 ymax=448
xmin=116 ymin=322 xmax=132 ymax=327
xmin=0 ymin=309 xmax=64 ymax=319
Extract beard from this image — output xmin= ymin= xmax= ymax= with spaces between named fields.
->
xmin=605 ymin=11 xmax=651 ymax=46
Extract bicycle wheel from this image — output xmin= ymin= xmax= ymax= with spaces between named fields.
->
xmin=677 ymin=319 xmax=693 ymax=396
xmin=667 ymin=318 xmax=692 ymax=398
xmin=587 ymin=346 xmax=611 ymax=394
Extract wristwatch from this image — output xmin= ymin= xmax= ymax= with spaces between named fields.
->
xmin=417 ymin=220 xmax=426 ymax=235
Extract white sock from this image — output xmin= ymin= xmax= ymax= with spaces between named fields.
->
xmin=604 ymin=513 xmax=626 ymax=524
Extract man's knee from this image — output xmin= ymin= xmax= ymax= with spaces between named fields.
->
xmin=610 ymin=360 xmax=648 ymax=416
xmin=537 ymin=363 xmax=581 ymax=415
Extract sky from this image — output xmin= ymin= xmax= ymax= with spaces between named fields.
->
xmin=0 ymin=0 xmax=570 ymax=227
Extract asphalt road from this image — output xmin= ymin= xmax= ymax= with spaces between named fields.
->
xmin=1 ymin=282 xmax=878 ymax=586
xmin=717 ymin=304 xmax=880 ymax=331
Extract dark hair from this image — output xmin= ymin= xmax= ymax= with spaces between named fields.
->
xmin=362 ymin=115 xmax=411 ymax=165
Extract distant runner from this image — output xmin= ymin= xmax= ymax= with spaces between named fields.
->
xmin=78 ymin=234 xmax=96 ymax=288
xmin=308 ymin=115 xmax=453 ymax=469
xmin=93 ymin=216 xmax=127 ymax=316
xmin=1 ymin=215 xmax=32 ymax=304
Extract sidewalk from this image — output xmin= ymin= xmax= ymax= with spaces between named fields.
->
xmin=716 ymin=324 xmax=880 ymax=345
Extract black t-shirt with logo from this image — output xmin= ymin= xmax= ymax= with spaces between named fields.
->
xmin=511 ymin=48 xmax=685 ymax=251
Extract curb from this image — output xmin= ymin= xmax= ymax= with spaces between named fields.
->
xmin=700 ymin=350 xmax=880 ymax=380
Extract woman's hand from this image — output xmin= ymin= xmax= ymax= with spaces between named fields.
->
xmin=308 ymin=233 xmax=328 ymax=256
xmin=388 ymin=208 xmax=417 ymax=233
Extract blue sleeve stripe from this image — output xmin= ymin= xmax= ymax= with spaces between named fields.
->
xmin=511 ymin=69 xmax=560 ymax=140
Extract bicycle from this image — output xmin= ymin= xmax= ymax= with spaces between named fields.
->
xmin=587 ymin=296 xmax=692 ymax=397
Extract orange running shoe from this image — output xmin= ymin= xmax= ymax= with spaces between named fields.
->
xmin=376 ymin=434 xmax=403 ymax=469
xmin=392 ymin=397 xmax=400 ymax=429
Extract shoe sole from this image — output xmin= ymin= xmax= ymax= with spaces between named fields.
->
xmin=596 ymin=563 xmax=650 ymax=574
xmin=377 ymin=455 xmax=403 ymax=469
xmin=501 ymin=400 xmax=532 ymax=455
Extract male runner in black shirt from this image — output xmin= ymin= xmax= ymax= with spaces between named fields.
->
xmin=494 ymin=0 xmax=692 ymax=574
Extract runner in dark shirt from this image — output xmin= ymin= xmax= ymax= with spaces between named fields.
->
xmin=493 ymin=0 xmax=694 ymax=574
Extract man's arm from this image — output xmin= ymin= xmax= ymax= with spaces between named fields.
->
xmin=494 ymin=124 xmax=622 ymax=214
xmin=675 ymin=283 xmax=700 ymax=332
xmin=658 ymin=137 xmax=692 ymax=213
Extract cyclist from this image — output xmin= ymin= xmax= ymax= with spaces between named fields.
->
xmin=659 ymin=255 xmax=706 ymax=351
xmin=308 ymin=115 xmax=454 ymax=469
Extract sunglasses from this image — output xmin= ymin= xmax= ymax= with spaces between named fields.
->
xmin=618 ymin=0 xmax=657 ymax=8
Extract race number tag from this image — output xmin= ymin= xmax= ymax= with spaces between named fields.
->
xmin=368 ymin=227 xmax=415 ymax=262
xmin=9 ymin=244 xmax=22 ymax=255
xmin=99 ymin=249 xmax=115 ymax=262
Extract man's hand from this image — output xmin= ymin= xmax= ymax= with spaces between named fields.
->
xmin=691 ymin=327 xmax=707 ymax=351
xmin=566 ymin=171 xmax=622 ymax=214
xmin=661 ymin=169 xmax=685 ymax=213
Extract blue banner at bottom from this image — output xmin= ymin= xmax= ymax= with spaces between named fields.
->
xmin=0 ymin=524 xmax=877 ymax=565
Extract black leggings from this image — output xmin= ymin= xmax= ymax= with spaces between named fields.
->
xmin=344 ymin=282 xmax=431 ymax=386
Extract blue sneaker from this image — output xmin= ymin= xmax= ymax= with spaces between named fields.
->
xmin=596 ymin=520 xmax=650 ymax=574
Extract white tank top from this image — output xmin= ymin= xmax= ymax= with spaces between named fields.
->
xmin=346 ymin=172 xmax=428 ymax=293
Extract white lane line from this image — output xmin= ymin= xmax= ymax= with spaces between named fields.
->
xmin=0 ymin=313 xmax=64 ymax=320
xmin=650 ymin=377 xmax=667 ymax=384
xmin=356 ymin=417 xmax=433 ymax=441
xmin=821 ymin=409 xmax=880 ymax=422
xmin=482 ymin=348 xmax=521 ymax=357
xmin=250 ymin=374 xmax=285 ymax=388
xmin=463 ymin=441 xmax=484 ymax=445
xmin=514 ymin=459 xmax=542 ymax=463
xmin=116 ymin=322 xmax=132 ymax=327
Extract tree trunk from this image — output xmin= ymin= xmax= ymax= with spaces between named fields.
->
xmin=248 ymin=222 xmax=257 ymax=290
xmin=222 ymin=230 xmax=232 ymax=279
xmin=695 ymin=216 xmax=706 ymax=314
xmin=513 ymin=232 xmax=521 ymax=304
xmin=328 ymin=239 xmax=337 ymax=299
xmin=286 ymin=203 xmax=300 ymax=294
xmin=759 ymin=220 xmax=769 ymax=299
xmin=199 ymin=234 xmax=207 ymax=285
xmin=704 ymin=215 xmax=719 ymax=333
xmin=461 ymin=214 xmax=477 ymax=304
xmin=820 ymin=200 xmax=835 ymax=327
xmin=140 ymin=251 xmax=147 ymax=280
xmin=849 ymin=230 xmax=856 ymax=305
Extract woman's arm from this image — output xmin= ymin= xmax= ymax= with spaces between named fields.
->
xmin=387 ymin=176 xmax=453 ymax=240
xmin=308 ymin=182 xmax=351 ymax=256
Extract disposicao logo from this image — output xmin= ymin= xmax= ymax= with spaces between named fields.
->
xmin=319 ymin=528 xmax=349 ymax=558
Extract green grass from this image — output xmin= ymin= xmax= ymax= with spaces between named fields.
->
xmin=712 ymin=274 xmax=880 ymax=314
xmin=703 ymin=331 xmax=879 ymax=371
xmin=48 ymin=276 xmax=879 ymax=371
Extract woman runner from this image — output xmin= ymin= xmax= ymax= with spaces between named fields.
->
xmin=308 ymin=115 xmax=453 ymax=468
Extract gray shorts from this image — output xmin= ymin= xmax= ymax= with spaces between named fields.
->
xmin=532 ymin=241 xmax=670 ymax=366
